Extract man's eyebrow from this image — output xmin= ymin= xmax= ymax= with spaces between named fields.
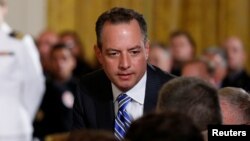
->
xmin=105 ymin=48 xmax=120 ymax=52
xmin=128 ymin=45 xmax=142 ymax=51
xmin=104 ymin=46 xmax=142 ymax=52
xmin=104 ymin=48 xmax=120 ymax=53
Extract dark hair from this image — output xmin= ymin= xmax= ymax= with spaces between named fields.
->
xmin=50 ymin=43 xmax=74 ymax=57
xmin=219 ymin=87 xmax=250 ymax=123
xmin=59 ymin=30 xmax=84 ymax=58
xmin=95 ymin=7 xmax=147 ymax=48
xmin=170 ymin=30 xmax=196 ymax=48
xmin=125 ymin=111 xmax=204 ymax=141
xmin=68 ymin=130 xmax=116 ymax=141
xmin=60 ymin=31 xmax=83 ymax=48
xmin=0 ymin=0 xmax=6 ymax=6
xmin=157 ymin=77 xmax=222 ymax=131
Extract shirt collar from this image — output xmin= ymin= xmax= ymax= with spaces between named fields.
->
xmin=112 ymin=71 xmax=147 ymax=105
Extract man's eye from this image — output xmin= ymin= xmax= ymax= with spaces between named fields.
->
xmin=130 ymin=50 xmax=140 ymax=55
xmin=108 ymin=52 xmax=119 ymax=56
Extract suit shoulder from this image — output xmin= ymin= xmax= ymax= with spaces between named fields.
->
xmin=78 ymin=69 xmax=110 ymax=92
xmin=148 ymin=64 xmax=176 ymax=80
xmin=77 ymin=69 xmax=112 ymax=100
xmin=79 ymin=69 xmax=106 ymax=84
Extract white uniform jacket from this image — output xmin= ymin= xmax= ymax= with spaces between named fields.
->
xmin=0 ymin=31 xmax=44 ymax=136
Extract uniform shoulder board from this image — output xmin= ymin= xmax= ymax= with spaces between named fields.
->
xmin=9 ymin=31 xmax=24 ymax=40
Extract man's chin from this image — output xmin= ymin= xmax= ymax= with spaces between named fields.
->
xmin=116 ymin=83 xmax=133 ymax=92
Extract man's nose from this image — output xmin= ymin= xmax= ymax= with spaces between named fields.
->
xmin=119 ymin=53 xmax=131 ymax=70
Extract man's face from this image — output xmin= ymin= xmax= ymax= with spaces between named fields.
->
xmin=170 ymin=35 xmax=194 ymax=63
xmin=205 ymin=53 xmax=227 ymax=83
xmin=95 ymin=20 xmax=149 ymax=92
xmin=51 ymin=48 xmax=76 ymax=81
xmin=60 ymin=35 xmax=80 ymax=58
xmin=0 ymin=4 xmax=7 ymax=24
xmin=182 ymin=62 xmax=207 ymax=79
xmin=223 ymin=38 xmax=245 ymax=71
xmin=149 ymin=47 xmax=172 ymax=72
xmin=182 ymin=62 xmax=215 ymax=84
xmin=37 ymin=31 xmax=59 ymax=59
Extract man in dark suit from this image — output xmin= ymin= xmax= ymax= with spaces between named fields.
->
xmin=221 ymin=37 xmax=250 ymax=92
xmin=72 ymin=7 xmax=174 ymax=139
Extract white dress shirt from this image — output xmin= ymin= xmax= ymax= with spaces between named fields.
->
xmin=112 ymin=71 xmax=147 ymax=120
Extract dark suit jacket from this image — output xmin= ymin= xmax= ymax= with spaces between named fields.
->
xmin=72 ymin=65 xmax=175 ymax=131
xmin=222 ymin=70 xmax=250 ymax=92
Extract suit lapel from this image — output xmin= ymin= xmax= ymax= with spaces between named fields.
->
xmin=93 ymin=65 xmax=163 ymax=129
xmin=144 ymin=65 xmax=161 ymax=114
xmin=94 ymin=72 xmax=115 ymax=131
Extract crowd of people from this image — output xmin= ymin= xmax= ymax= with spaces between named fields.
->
xmin=148 ymin=31 xmax=250 ymax=92
xmin=1 ymin=1 xmax=250 ymax=141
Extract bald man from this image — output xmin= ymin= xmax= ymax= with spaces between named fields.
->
xmin=221 ymin=37 xmax=250 ymax=92
xmin=218 ymin=87 xmax=250 ymax=125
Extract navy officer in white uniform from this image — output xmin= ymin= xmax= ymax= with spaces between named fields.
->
xmin=0 ymin=17 xmax=44 ymax=141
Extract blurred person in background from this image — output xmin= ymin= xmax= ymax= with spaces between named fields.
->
xmin=182 ymin=59 xmax=216 ymax=86
xmin=169 ymin=30 xmax=196 ymax=76
xmin=0 ymin=31 xmax=44 ymax=141
xmin=221 ymin=37 xmax=250 ymax=92
xmin=37 ymin=30 xmax=59 ymax=78
xmin=0 ymin=0 xmax=43 ymax=78
xmin=202 ymin=47 xmax=227 ymax=88
xmin=60 ymin=31 xmax=93 ymax=78
xmin=148 ymin=42 xmax=172 ymax=72
xmin=33 ymin=44 xmax=77 ymax=140
xmin=218 ymin=87 xmax=250 ymax=125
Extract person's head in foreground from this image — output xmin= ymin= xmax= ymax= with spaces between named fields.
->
xmin=218 ymin=87 xmax=250 ymax=125
xmin=157 ymin=77 xmax=222 ymax=131
xmin=68 ymin=129 xmax=116 ymax=141
xmin=125 ymin=111 xmax=204 ymax=141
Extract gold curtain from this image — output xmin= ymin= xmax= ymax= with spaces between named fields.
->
xmin=47 ymin=0 xmax=250 ymax=70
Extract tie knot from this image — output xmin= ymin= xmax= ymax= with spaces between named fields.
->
xmin=117 ymin=93 xmax=131 ymax=111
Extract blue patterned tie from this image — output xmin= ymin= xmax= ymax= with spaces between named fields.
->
xmin=114 ymin=94 xmax=133 ymax=140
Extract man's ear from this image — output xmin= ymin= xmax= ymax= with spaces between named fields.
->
xmin=94 ymin=44 xmax=103 ymax=65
